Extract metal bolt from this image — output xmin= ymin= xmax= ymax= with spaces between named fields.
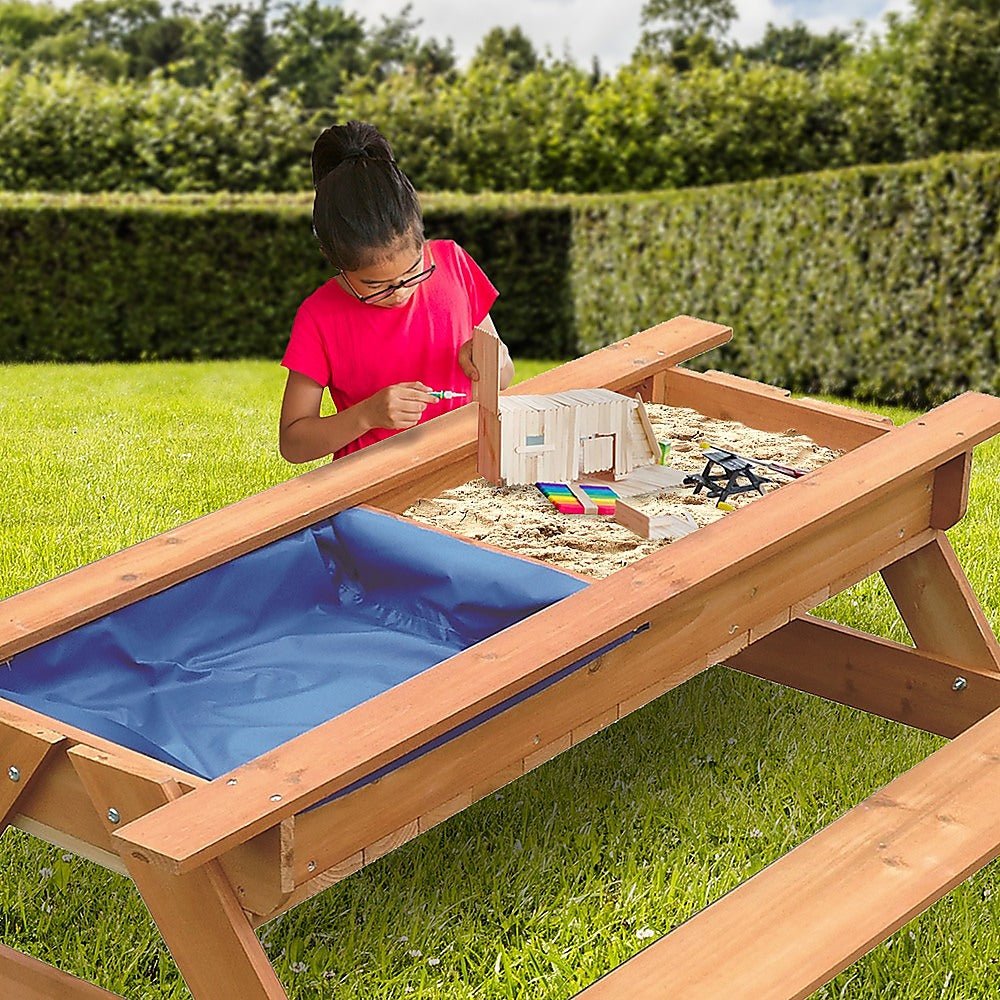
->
xmin=108 ymin=808 xmax=121 ymax=824
xmin=7 ymin=766 xmax=20 ymax=782
xmin=226 ymin=778 xmax=238 ymax=786
xmin=952 ymin=677 xmax=967 ymax=692
xmin=307 ymin=860 xmax=317 ymax=873
xmin=270 ymin=793 xmax=282 ymax=803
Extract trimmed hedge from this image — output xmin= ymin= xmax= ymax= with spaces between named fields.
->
xmin=1 ymin=151 xmax=997 ymax=405
xmin=570 ymin=152 xmax=1000 ymax=405
xmin=0 ymin=192 xmax=575 ymax=362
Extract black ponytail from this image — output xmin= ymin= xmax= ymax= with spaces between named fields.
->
xmin=311 ymin=121 xmax=424 ymax=272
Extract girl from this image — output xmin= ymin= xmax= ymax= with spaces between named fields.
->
xmin=279 ymin=121 xmax=515 ymax=463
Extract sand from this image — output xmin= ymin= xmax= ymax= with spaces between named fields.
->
xmin=402 ymin=404 xmax=841 ymax=579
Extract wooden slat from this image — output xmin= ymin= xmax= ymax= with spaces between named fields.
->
xmin=0 ymin=944 xmax=123 ymax=1000
xmin=930 ymin=451 xmax=972 ymax=529
xmin=68 ymin=746 xmax=287 ymax=1000
xmin=728 ymin=615 xmax=1000 ymax=738
xmin=575 ymin=703 xmax=1000 ymax=1000
xmin=115 ymin=391 xmax=1000 ymax=875
xmin=0 ymin=316 xmax=728 ymax=662
xmin=664 ymin=367 xmax=895 ymax=451
xmin=881 ymin=533 xmax=1000 ymax=673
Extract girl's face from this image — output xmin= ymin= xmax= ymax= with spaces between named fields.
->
xmin=339 ymin=241 xmax=432 ymax=309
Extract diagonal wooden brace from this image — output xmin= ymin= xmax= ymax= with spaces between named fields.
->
xmin=881 ymin=532 xmax=1000 ymax=673
xmin=68 ymin=746 xmax=287 ymax=1000
xmin=0 ymin=712 xmax=66 ymax=830
xmin=728 ymin=615 xmax=1000 ymax=738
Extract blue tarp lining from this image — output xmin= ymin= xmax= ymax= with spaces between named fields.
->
xmin=1 ymin=507 xmax=641 ymax=789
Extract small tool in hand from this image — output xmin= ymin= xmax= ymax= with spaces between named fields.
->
xmin=428 ymin=389 xmax=467 ymax=401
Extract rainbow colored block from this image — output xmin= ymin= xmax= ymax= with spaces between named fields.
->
xmin=537 ymin=482 xmax=618 ymax=516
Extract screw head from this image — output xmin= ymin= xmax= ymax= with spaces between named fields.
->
xmin=7 ymin=766 xmax=20 ymax=782
xmin=107 ymin=808 xmax=121 ymax=824
xmin=952 ymin=677 xmax=967 ymax=692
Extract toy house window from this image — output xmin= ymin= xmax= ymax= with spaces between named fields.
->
xmin=516 ymin=433 xmax=556 ymax=456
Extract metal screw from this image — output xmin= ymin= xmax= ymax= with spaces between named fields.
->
xmin=7 ymin=765 xmax=20 ymax=782
xmin=108 ymin=808 xmax=121 ymax=824
xmin=307 ymin=860 xmax=317 ymax=873
xmin=269 ymin=794 xmax=282 ymax=802
xmin=226 ymin=778 xmax=238 ymax=786
xmin=952 ymin=677 xmax=967 ymax=692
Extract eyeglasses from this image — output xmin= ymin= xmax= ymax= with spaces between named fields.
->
xmin=339 ymin=249 xmax=436 ymax=304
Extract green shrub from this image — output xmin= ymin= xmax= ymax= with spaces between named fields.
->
xmin=2 ymin=151 xmax=997 ymax=405
xmin=569 ymin=151 xmax=1000 ymax=404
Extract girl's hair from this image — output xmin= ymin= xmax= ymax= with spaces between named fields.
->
xmin=311 ymin=121 xmax=423 ymax=272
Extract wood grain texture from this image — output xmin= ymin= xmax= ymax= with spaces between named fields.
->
xmin=0 ymin=944 xmax=123 ymax=1000
xmin=0 ymin=316 xmax=729 ymax=662
xmin=729 ymin=615 xmax=1000 ymax=738
xmin=881 ymin=533 xmax=1000 ymax=673
xmin=115 ymin=390 xmax=1000 ymax=875
xmin=576 ymin=703 xmax=1000 ymax=1000
xmin=69 ymin=746 xmax=287 ymax=1000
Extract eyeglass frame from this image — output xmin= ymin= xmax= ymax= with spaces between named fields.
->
xmin=337 ymin=245 xmax=436 ymax=304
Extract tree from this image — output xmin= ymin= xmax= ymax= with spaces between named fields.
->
xmin=637 ymin=0 xmax=736 ymax=68
xmin=470 ymin=25 xmax=539 ymax=77
xmin=233 ymin=0 xmax=273 ymax=82
xmin=272 ymin=0 xmax=365 ymax=107
xmin=741 ymin=21 xmax=851 ymax=74
xmin=363 ymin=3 xmax=454 ymax=81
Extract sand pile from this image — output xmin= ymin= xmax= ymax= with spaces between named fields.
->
xmin=402 ymin=404 xmax=841 ymax=579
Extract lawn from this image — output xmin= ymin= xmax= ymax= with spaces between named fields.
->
xmin=1 ymin=358 xmax=998 ymax=999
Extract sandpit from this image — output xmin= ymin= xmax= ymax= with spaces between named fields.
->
xmin=402 ymin=404 xmax=841 ymax=579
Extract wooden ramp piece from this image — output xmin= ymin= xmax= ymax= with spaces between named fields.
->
xmin=576 ymin=702 xmax=1000 ymax=1000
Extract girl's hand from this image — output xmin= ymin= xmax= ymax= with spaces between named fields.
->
xmin=363 ymin=382 xmax=433 ymax=431
xmin=458 ymin=336 xmax=510 ymax=382
xmin=457 ymin=338 xmax=479 ymax=381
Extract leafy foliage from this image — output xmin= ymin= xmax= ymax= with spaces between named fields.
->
xmin=2 ymin=152 xmax=997 ymax=408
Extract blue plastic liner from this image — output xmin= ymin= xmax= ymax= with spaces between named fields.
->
xmin=0 ymin=508 xmax=595 ymax=781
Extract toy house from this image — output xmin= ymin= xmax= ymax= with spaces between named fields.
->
xmin=473 ymin=328 xmax=660 ymax=486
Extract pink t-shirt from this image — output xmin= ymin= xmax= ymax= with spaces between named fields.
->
xmin=281 ymin=240 xmax=498 ymax=459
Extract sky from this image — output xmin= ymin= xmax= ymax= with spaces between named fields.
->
xmin=339 ymin=0 xmax=914 ymax=70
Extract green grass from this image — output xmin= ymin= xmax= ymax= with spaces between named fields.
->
xmin=1 ymin=359 xmax=999 ymax=999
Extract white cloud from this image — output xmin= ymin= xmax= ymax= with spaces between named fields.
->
xmin=340 ymin=0 xmax=914 ymax=69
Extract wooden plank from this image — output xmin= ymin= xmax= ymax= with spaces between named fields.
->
xmin=118 ymin=427 xmax=960 ymax=877
xmin=634 ymin=394 xmax=659 ymax=459
xmin=1 ymin=316 xmax=726 ymax=662
xmin=68 ymin=746 xmax=287 ymax=1000
xmin=930 ymin=451 xmax=972 ymax=529
xmin=881 ymin=533 xmax=1000 ymax=673
xmin=729 ymin=615 xmax=1000 ymax=738
xmin=575 ymin=703 xmax=1000 ymax=1000
xmin=568 ymin=482 xmax=600 ymax=515
xmin=664 ymin=367 xmax=895 ymax=451
xmin=613 ymin=499 xmax=651 ymax=537
xmin=0 ymin=944 xmax=123 ymax=1000
xmin=471 ymin=326 xmax=500 ymax=414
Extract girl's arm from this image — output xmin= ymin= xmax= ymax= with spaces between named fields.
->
xmin=279 ymin=371 xmax=432 ymax=464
